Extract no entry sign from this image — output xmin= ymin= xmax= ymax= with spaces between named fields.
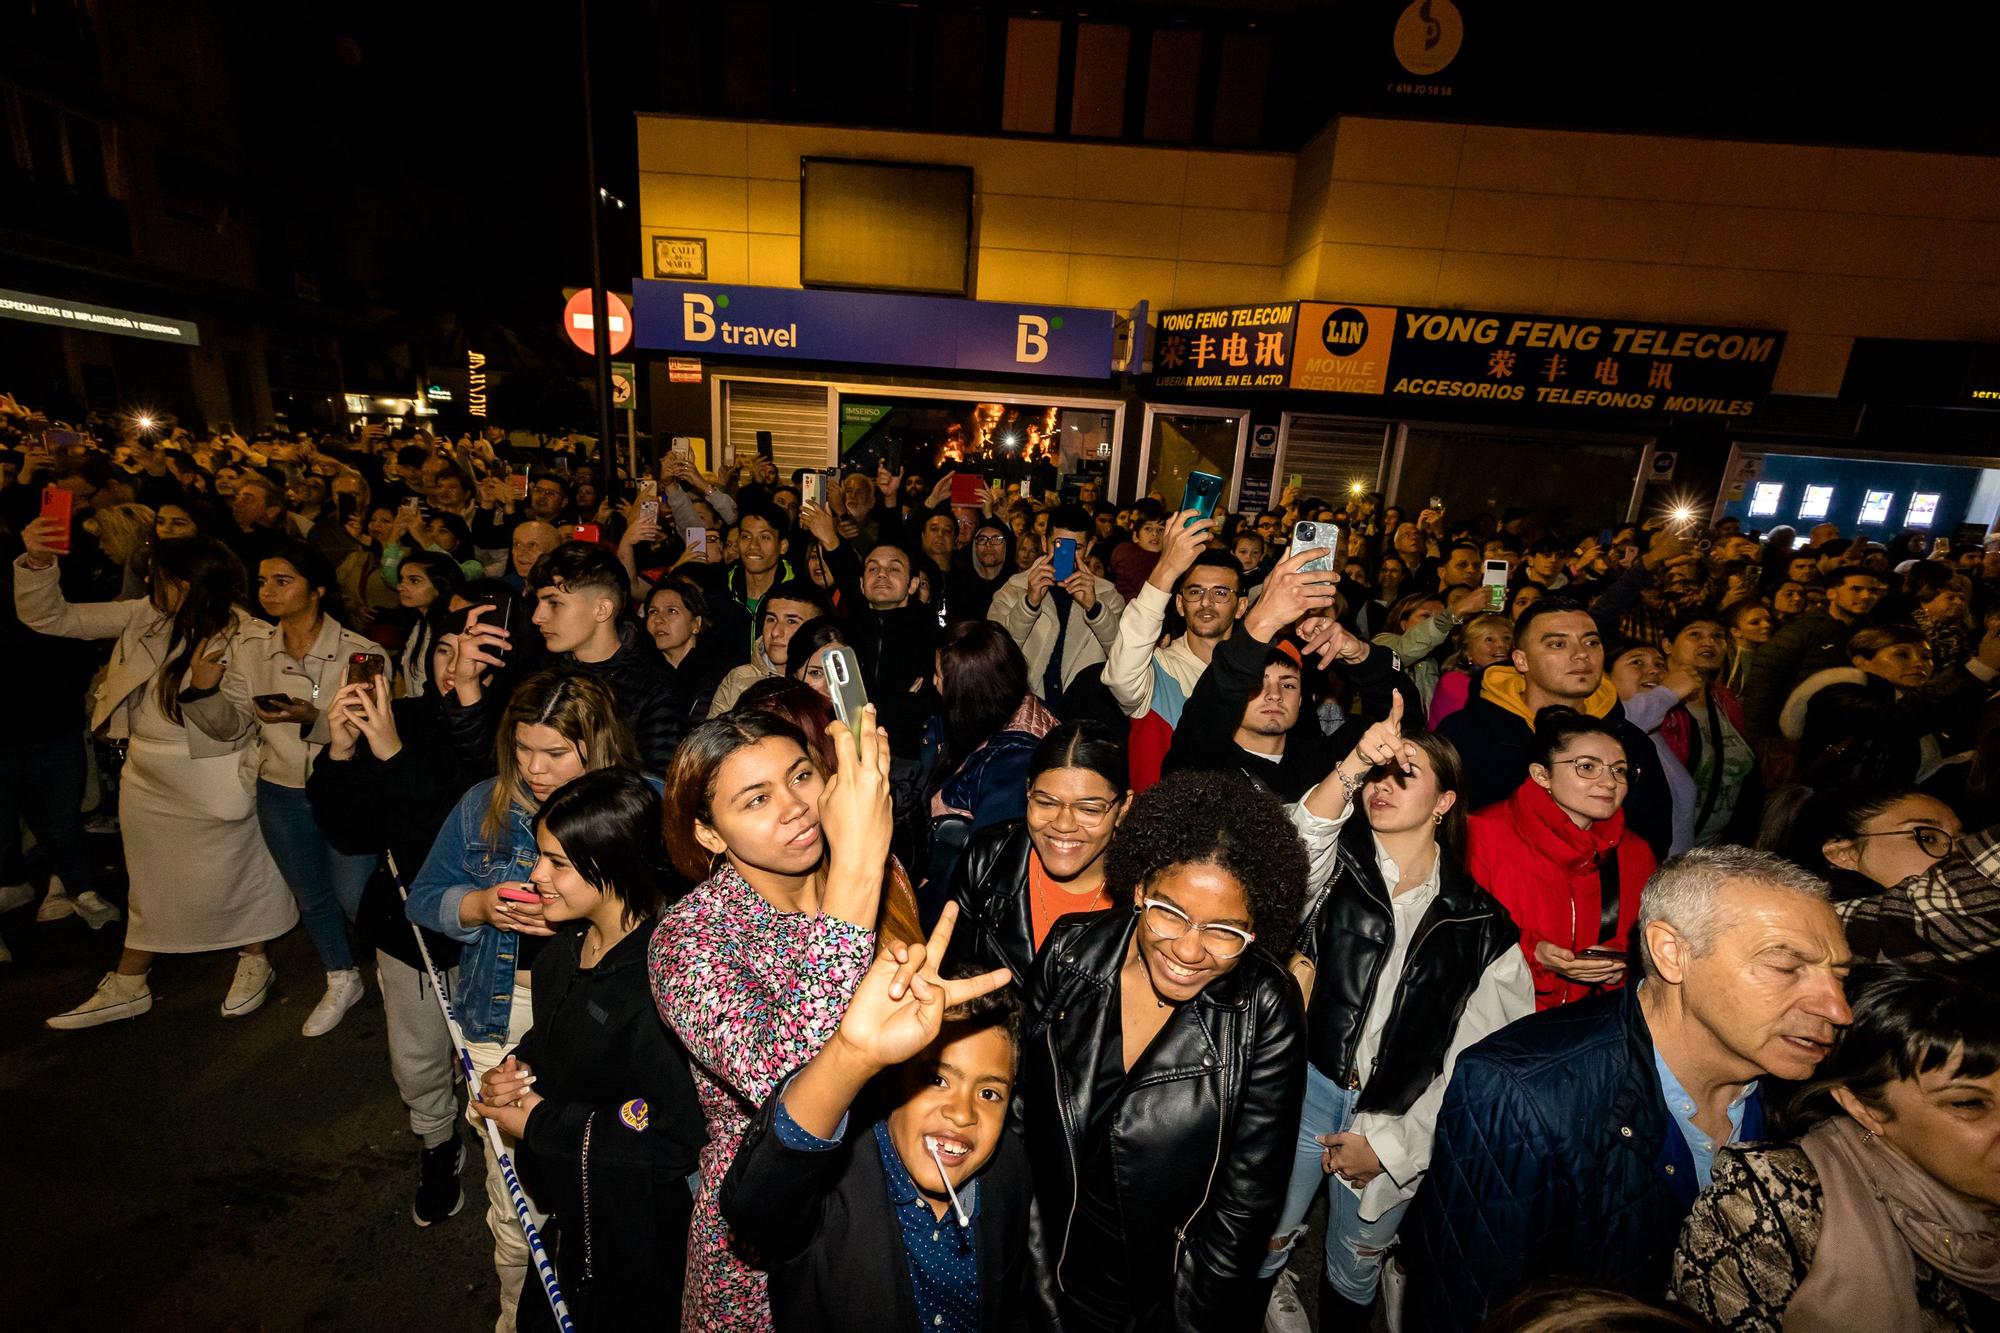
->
xmin=563 ymin=289 xmax=632 ymax=356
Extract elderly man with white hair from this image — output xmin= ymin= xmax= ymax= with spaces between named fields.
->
xmin=1402 ymin=846 xmax=1854 ymax=1332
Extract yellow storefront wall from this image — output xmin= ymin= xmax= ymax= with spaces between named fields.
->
xmin=638 ymin=113 xmax=2000 ymax=397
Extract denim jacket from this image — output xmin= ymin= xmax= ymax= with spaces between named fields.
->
xmin=405 ymin=778 xmax=537 ymax=1042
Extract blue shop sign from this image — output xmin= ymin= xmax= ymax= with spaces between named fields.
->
xmin=633 ymin=280 xmax=1117 ymax=380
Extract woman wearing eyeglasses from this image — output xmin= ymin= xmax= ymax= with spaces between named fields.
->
xmin=1467 ymin=706 xmax=1657 ymax=1011
xmin=948 ymin=721 xmax=1132 ymax=985
xmin=1019 ymin=767 xmax=1308 ymax=1332
xmin=1771 ymin=785 xmax=1964 ymax=905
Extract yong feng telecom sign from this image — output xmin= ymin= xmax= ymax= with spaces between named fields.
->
xmin=633 ymin=280 xmax=1116 ymax=380
xmin=1151 ymin=300 xmax=1784 ymax=420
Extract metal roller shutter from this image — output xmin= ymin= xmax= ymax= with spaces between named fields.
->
xmin=1281 ymin=416 xmax=1391 ymax=506
xmin=724 ymin=380 xmax=832 ymax=477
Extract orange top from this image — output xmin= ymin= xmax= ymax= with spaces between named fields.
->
xmin=1028 ymin=849 xmax=1111 ymax=951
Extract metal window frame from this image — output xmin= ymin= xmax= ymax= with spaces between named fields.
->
xmin=1137 ymin=402 xmax=1251 ymax=507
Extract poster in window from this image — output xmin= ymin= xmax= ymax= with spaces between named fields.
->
xmin=1857 ymin=490 xmax=1894 ymax=525
xmin=1906 ymin=493 xmax=1941 ymax=528
xmin=1798 ymin=485 xmax=1834 ymax=520
xmin=1748 ymin=482 xmax=1784 ymax=517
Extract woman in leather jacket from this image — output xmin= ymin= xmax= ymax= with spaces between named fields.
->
xmin=948 ymin=721 xmax=1132 ymax=985
xmin=1266 ymin=694 xmax=1533 ymax=1323
xmin=1018 ymin=768 xmax=1309 ymax=1332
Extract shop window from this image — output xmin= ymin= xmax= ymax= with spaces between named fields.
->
xmin=800 ymin=158 xmax=971 ymax=297
xmin=1070 ymin=23 xmax=1131 ymax=138
xmin=1145 ymin=409 xmax=1242 ymax=510
xmin=1748 ymin=481 xmax=1784 ymax=517
xmin=835 ymin=393 xmax=1112 ymax=496
xmin=1002 ymin=17 xmax=1060 ymax=134
xmin=1906 ymin=492 xmax=1941 ymax=528
xmin=1797 ymin=484 xmax=1834 ymax=521
xmin=1142 ymin=28 xmax=1203 ymax=141
xmin=1857 ymin=490 xmax=1894 ymax=525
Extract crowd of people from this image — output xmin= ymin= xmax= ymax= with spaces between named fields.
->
xmin=5 ymin=384 xmax=2000 ymax=1333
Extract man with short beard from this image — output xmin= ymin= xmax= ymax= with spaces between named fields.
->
xmin=1105 ymin=512 xmax=1244 ymax=788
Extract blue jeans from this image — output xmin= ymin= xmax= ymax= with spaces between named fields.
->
xmin=256 ymin=780 xmax=374 ymax=972
xmin=1259 ymin=1064 xmax=1412 ymax=1303
xmin=0 ymin=730 xmax=94 ymax=895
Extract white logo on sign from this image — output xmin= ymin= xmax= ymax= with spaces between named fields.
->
xmin=1016 ymin=315 xmax=1048 ymax=364
xmin=682 ymin=294 xmax=716 ymax=343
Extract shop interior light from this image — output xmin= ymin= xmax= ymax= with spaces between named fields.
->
xmin=1349 ymin=481 xmax=1365 ymax=494
xmin=133 ymin=414 xmax=155 ymax=432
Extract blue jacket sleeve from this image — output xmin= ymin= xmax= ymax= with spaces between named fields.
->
xmin=1403 ymin=1055 xmax=1563 ymax=1333
xmin=404 ymin=786 xmax=485 ymax=944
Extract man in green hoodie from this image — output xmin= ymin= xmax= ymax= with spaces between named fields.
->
xmin=1436 ymin=596 xmax=1672 ymax=860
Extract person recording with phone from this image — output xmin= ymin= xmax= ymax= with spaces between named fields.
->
xmin=405 ymin=670 xmax=642 ymax=1329
xmin=988 ymin=503 xmax=1126 ymax=707
xmin=1466 ymin=707 xmax=1657 ymax=1010
xmin=798 ymin=501 xmax=940 ymax=759
xmin=180 ymin=540 xmax=386 ymax=1038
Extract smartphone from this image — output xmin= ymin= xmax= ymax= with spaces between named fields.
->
xmin=1179 ymin=470 xmax=1224 ymax=525
xmin=685 ymin=526 xmax=708 ymax=556
xmin=1051 ymin=536 xmax=1077 ymax=583
xmin=1576 ymin=947 xmax=1628 ymax=961
xmin=639 ymin=478 xmax=659 ymax=503
xmin=1019 ymin=477 xmax=1035 ymax=502
xmin=951 ymin=473 xmax=984 ymax=507
xmin=1293 ymin=520 xmax=1339 ymax=577
xmin=39 ymin=486 xmax=72 ymax=555
xmin=347 ymin=652 xmax=386 ymax=690
xmin=470 ymin=591 xmax=516 ymax=636
xmin=574 ymin=522 xmax=601 ymax=544
xmin=800 ymin=471 xmax=825 ymax=506
xmin=881 ymin=438 xmax=906 ymax=474
xmin=1482 ymin=558 xmax=1510 ymax=612
xmin=639 ymin=498 xmax=659 ymax=526
xmin=755 ymin=430 xmax=774 ymax=461
xmin=669 ymin=438 xmax=693 ymax=466
xmin=1430 ymin=495 xmax=1445 ymax=512
xmin=252 ymin=693 xmax=293 ymax=710
xmin=822 ymin=646 xmax=869 ymax=754
xmin=1935 ymin=536 xmax=1951 ymax=556
xmin=1286 ymin=472 xmax=1304 ymax=495
xmin=496 ymin=884 xmax=540 ymax=906
xmin=42 ymin=429 xmax=84 ymax=452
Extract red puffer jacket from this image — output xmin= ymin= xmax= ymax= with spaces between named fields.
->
xmin=1466 ymin=780 xmax=1657 ymax=1010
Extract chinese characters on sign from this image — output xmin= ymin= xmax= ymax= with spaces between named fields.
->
xmin=1151 ymin=302 xmax=1786 ymax=420
xmin=1154 ymin=304 xmax=1296 ymax=389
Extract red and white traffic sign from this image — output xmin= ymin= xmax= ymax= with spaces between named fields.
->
xmin=563 ymin=289 xmax=632 ymax=356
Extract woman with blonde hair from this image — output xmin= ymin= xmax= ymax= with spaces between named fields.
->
xmin=405 ymin=668 xmax=640 ymax=1330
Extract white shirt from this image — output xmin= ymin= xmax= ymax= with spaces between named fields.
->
xmin=1288 ymin=787 xmax=1535 ymax=1219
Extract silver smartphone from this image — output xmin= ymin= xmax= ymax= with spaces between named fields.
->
xmin=1293 ymin=520 xmax=1340 ymax=577
xmin=1482 ymin=558 xmax=1510 ymax=612
xmin=823 ymin=645 xmax=868 ymax=754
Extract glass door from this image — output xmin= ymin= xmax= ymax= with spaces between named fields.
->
xmin=1140 ymin=405 xmax=1247 ymax=508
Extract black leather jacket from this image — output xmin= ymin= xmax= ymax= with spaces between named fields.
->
xmin=949 ymin=820 xmax=1037 ymax=985
xmin=1019 ymin=910 xmax=1306 ymax=1332
xmin=1297 ymin=816 xmax=1521 ymax=1115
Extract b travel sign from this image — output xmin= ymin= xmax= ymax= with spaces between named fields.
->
xmin=633 ymin=280 xmax=1117 ymax=380
xmin=1150 ymin=300 xmax=1785 ymax=420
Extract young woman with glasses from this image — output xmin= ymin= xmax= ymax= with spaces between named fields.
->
xmin=1467 ymin=706 xmax=1658 ymax=1011
xmin=1262 ymin=693 xmax=1533 ymax=1323
xmin=1769 ymin=785 xmax=1963 ymax=905
xmin=1019 ymin=768 xmax=1308 ymax=1332
xmin=948 ymin=721 xmax=1132 ymax=985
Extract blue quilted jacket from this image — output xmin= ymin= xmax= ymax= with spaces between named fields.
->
xmin=1402 ymin=985 xmax=1765 ymax=1332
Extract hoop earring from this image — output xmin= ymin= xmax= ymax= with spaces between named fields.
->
xmin=1432 ymin=811 xmax=1444 ymax=825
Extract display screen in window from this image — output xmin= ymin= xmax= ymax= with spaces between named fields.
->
xmin=1906 ymin=493 xmax=1941 ymax=528
xmin=1748 ymin=482 xmax=1784 ymax=517
xmin=1858 ymin=490 xmax=1894 ymax=525
xmin=801 ymin=158 xmax=972 ymax=296
xmin=1798 ymin=485 xmax=1834 ymax=520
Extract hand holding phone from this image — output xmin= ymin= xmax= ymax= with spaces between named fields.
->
xmin=1179 ymin=470 xmax=1225 ymax=526
xmin=38 ymin=487 xmax=73 ymax=556
xmin=1482 ymin=558 xmax=1510 ymax=612
xmin=1051 ymin=536 xmax=1078 ymax=583
xmin=1292 ymin=521 xmax=1340 ymax=577
xmin=822 ymin=646 xmax=870 ymax=755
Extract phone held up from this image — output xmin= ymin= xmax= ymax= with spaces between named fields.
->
xmin=822 ymin=645 xmax=870 ymax=753
xmin=1179 ymin=470 xmax=1224 ymax=525
xmin=1051 ymin=536 xmax=1078 ymax=583
xmin=1292 ymin=521 xmax=1340 ymax=578
xmin=347 ymin=652 xmax=387 ymax=690
xmin=39 ymin=485 xmax=72 ymax=555
xmin=1482 ymin=558 xmax=1510 ymax=612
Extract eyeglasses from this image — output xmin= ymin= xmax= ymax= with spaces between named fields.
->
xmin=973 ymin=533 xmax=1007 ymax=545
xmin=1179 ymin=584 xmax=1237 ymax=604
xmin=1550 ymin=757 xmax=1633 ymax=784
xmin=1138 ymin=897 xmax=1254 ymax=959
xmin=1027 ymin=792 xmax=1117 ymax=827
xmin=1851 ymin=826 xmax=1957 ymax=859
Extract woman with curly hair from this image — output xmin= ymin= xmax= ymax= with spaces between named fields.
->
xmin=1018 ymin=768 xmax=1309 ymax=1332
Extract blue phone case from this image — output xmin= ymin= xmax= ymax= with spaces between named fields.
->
xmin=1052 ymin=538 xmax=1077 ymax=582
xmin=1180 ymin=471 xmax=1224 ymax=523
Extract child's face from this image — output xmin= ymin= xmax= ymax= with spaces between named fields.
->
xmin=885 ymin=1022 xmax=1016 ymax=1214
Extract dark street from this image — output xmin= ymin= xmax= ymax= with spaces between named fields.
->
xmin=2 ymin=860 xmax=493 ymax=1332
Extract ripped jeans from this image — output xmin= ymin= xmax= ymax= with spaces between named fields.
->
xmin=1259 ymin=1064 xmax=1410 ymax=1303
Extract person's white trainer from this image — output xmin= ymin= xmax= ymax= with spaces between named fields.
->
xmin=35 ymin=880 xmax=75 ymax=922
xmin=301 ymin=967 xmax=364 ymax=1037
xmin=73 ymin=891 xmax=122 ymax=930
xmin=0 ymin=882 xmax=32 ymax=915
xmin=221 ymin=952 xmax=274 ymax=1018
xmin=47 ymin=971 xmax=153 ymax=1029
xmin=1264 ymin=1269 xmax=1311 ymax=1333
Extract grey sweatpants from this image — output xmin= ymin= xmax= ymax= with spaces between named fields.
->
xmin=375 ymin=949 xmax=459 ymax=1149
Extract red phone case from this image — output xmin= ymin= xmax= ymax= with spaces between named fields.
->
xmin=496 ymin=885 xmax=540 ymax=905
xmin=40 ymin=486 xmax=72 ymax=555
xmin=574 ymin=523 xmax=601 ymax=545
xmin=950 ymin=473 xmax=984 ymax=507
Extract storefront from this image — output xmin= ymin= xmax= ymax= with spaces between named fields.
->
xmin=1144 ymin=300 xmax=1788 ymax=527
xmin=633 ymin=279 xmax=1129 ymax=493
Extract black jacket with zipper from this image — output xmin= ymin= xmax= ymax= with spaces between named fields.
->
xmin=1019 ymin=909 xmax=1306 ymax=1332
xmin=948 ymin=819 xmax=1042 ymax=986
xmin=719 ymin=1067 xmax=1036 ymax=1332
xmin=510 ymin=921 xmax=707 ymax=1333
xmin=1297 ymin=815 xmax=1520 ymax=1114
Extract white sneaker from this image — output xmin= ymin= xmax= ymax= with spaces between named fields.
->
xmin=1265 ymin=1269 xmax=1311 ymax=1333
xmin=0 ymin=882 xmax=31 ymax=914
xmin=302 ymin=967 xmax=365 ymax=1037
xmin=74 ymin=891 xmax=123 ymax=931
xmin=222 ymin=952 xmax=274 ymax=1017
xmin=47 ymin=971 xmax=153 ymax=1029
xmin=35 ymin=881 xmax=75 ymax=922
